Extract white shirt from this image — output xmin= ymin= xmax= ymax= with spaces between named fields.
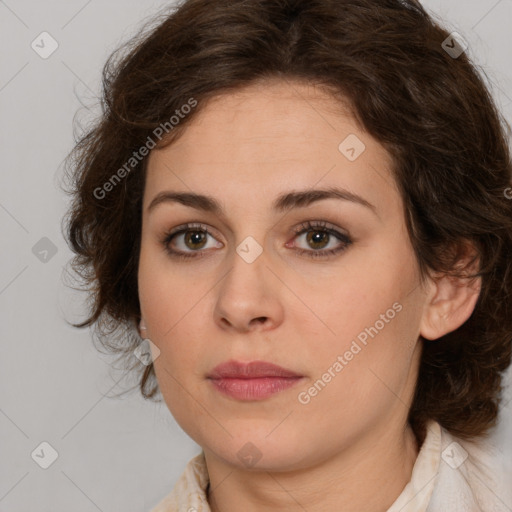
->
xmin=149 ymin=420 xmax=512 ymax=512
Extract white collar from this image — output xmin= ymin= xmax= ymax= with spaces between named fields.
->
xmin=150 ymin=420 xmax=510 ymax=512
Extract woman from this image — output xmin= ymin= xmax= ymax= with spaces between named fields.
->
xmin=63 ymin=0 xmax=512 ymax=510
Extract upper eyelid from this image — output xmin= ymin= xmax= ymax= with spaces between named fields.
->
xmin=167 ymin=220 xmax=344 ymax=234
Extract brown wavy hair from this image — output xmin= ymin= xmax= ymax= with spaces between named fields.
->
xmin=62 ymin=0 xmax=512 ymax=441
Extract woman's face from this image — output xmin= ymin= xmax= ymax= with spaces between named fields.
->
xmin=138 ymin=80 xmax=430 ymax=470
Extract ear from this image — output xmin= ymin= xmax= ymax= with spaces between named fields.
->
xmin=420 ymin=245 xmax=482 ymax=341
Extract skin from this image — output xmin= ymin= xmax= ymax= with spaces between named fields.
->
xmin=137 ymin=79 xmax=481 ymax=512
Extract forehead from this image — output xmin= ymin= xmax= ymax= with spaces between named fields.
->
xmin=155 ymin=80 xmax=362 ymax=162
xmin=144 ymin=80 xmax=399 ymax=216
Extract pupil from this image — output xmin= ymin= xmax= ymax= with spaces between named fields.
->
xmin=187 ymin=231 xmax=206 ymax=248
xmin=308 ymin=230 xmax=328 ymax=249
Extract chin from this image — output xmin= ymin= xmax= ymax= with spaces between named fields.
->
xmin=202 ymin=430 xmax=321 ymax=472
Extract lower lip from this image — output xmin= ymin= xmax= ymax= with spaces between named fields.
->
xmin=208 ymin=377 xmax=303 ymax=400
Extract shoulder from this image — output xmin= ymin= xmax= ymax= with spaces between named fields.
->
xmin=428 ymin=422 xmax=512 ymax=512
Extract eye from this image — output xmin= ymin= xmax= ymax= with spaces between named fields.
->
xmin=289 ymin=220 xmax=352 ymax=259
xmin=161 ymin=223 xmax=223 ymax=260
xmin=160 ymin=220 xmax=352 ymax=260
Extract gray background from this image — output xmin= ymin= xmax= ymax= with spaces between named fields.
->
xmin=1 ymin=1 xmax=511 ymax=511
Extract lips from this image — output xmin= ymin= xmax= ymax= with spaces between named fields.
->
xmin=206 ymin=360 xmax=304 ymax=400
xmin=207 ymin=360 xmax=303 ymax=379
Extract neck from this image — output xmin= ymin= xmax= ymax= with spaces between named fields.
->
xmin=205 ymin=421 xmax=420 ymax=512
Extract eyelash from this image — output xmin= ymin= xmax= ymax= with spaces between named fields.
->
xmin=160 ymin=220 xmax=352 ymax=261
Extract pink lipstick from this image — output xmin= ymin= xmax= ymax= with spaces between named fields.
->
xmin=207 ymin=360 xmax=304 ymax=401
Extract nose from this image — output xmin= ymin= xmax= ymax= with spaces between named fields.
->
xmin=213 ymin=245 xmax=285 ymax=333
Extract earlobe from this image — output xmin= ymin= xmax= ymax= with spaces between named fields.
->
xmin=420 ymin=272 xmax=481 ymax=341
xmin=138 ymin=318 xmax=147 ymax=338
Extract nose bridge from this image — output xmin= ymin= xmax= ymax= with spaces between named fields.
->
xmin=214 ymin=196 xmax=285 ymax=290
xmin=223 ymin=232 xmax=268 ymax=291
xmin=222 ymin=199 xmax=272 ymax=266
xmin=213 ymin=229 xmax=284 ymax=330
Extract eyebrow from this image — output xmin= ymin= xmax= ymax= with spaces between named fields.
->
xmin=147 ymin=186 xmax=378 ymax=216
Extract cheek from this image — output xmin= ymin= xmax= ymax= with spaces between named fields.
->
xmin=138 ymin=244 xmax=199 ymax=336
xmin=137 ymin=254 xmax=211 ymax=374
xmin=296 ymin=253 xmax=421 ymax=391
xmin=295 ymin=302 xmax=420 ymax=432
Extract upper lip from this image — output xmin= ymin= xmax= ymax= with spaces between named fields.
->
xmin=207 ymin=360 xmax=303 ymax=379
